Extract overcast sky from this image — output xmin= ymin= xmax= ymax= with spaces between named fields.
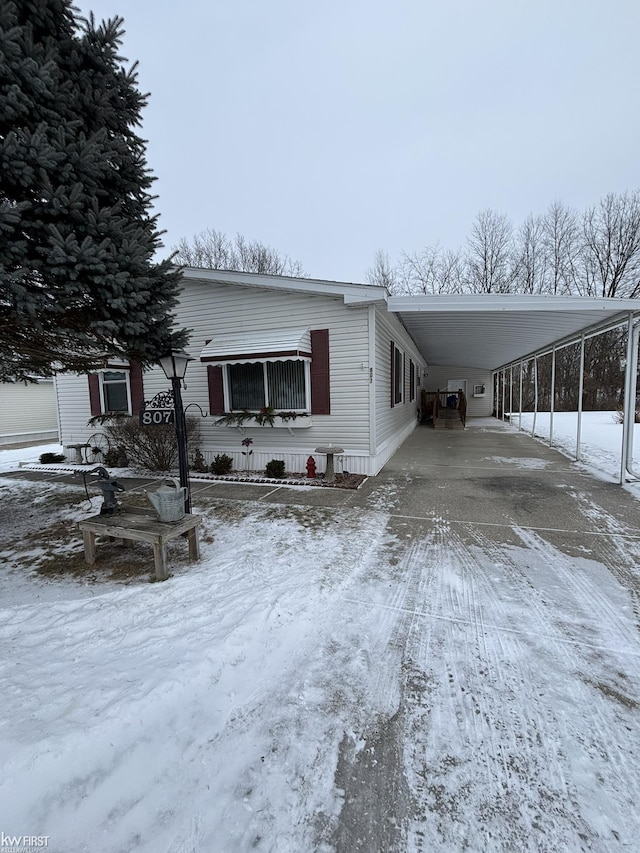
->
xmin=73 ymin=0 xmax=640 ymax=283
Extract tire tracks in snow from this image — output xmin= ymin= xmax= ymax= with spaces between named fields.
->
xmin=339 ymin=510 xmax=640 ymax=851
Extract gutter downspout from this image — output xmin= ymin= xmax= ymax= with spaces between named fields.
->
xmin=368 ymin=304 xmax=377 ymax=464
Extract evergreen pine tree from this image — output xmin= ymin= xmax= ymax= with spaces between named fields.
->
xmin=0 ymin=0 xmax=187 ymax=381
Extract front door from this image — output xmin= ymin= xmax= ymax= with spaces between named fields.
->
xmin=447 ymin=378 xmax=467 ymax=396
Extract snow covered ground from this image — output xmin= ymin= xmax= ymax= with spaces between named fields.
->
xmin=507 ymin=409 xmax=640 ymax=489
xmin=1 ymin=420 xmax=640 ymax=852
xmin=0 ymin=441 xmax=64 ymax=473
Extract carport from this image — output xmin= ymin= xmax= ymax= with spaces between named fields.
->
xmin=389 ymin=294 xmax=640 ymax=484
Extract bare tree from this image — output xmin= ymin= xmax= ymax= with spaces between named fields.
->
xmin=365 ymin=249 xmax=397 ymax=290
xmin=465 ymin=210 xmax=515 ymax=293
xmin=541 ymin=201 xmax=580 ymax=295
xmin=512 ymin=213 xmax=547 ymax=294
xmin=394 ymin=245 xmax=465 ymax=295
xmin=580 ymin=191 xmax=640 ymax=298
xmin=173 ymin=228 xmax=305 ymax=276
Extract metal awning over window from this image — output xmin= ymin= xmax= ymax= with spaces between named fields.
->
xmin=200 ymin=328 xmax=312 ymax=365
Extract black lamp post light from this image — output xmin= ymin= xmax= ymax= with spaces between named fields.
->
xmin=159 ymin=350 xmax=194 ymax=514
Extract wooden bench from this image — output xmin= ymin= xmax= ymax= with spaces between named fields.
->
xmin=78 ymin=506 xmax=201 ymax=581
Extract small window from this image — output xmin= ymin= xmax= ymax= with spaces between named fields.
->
xmin=101 ymin=371 xmax=130 ymax=413
xmin=227 ymin=360 xmax=308 ymax=411
xmin=393 ymin=345 xmax=403 ymax=405
xmin=409 ymin=360 xmax=415 ymax=402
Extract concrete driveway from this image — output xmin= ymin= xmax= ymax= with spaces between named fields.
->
xmin=2 ymin=420 xmax=640 ymax=850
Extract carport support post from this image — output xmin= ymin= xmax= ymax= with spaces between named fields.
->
xmin=549 ymin=347 xmax=556 ymax=447
xmin=518 ymin=361 xmax=523 ymax=431
xmin=509 ymin=366 xmax=513 ymax=420
xmin=501 ymin=369 xmax=506 ymax=421
xmin=621 ymin=314 xmax=639 ymax=483
xmin=576 ymin=334 xmax=585 ymax=461
xmin=531 ymin=357 xmax=538 ymax=438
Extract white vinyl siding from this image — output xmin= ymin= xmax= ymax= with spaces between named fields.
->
xmin=373 ymin=307 xmax=425 ymax=463
xmin=54 ymin=278 xmax=426 ymax=474
xmin=54 ymin=373 xmax=96 ymax=451
xmin=0 ymin=380 xmax=59 ymax=445
xmin=54 ymin=279 xmax=372 ymax=473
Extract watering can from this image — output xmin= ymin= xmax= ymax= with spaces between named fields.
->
xmin=147 ymin=478 xmax=187 ymax=522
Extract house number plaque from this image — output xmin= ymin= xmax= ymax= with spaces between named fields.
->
xmin=139 ymin=408 xmax=174 ymax=426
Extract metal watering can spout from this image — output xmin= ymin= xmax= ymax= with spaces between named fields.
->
xmin=146 ymin=477 xmax=188 ymax=522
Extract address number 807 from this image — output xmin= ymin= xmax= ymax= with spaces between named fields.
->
xmin=140 ymin=409 xmax=174 ymax=426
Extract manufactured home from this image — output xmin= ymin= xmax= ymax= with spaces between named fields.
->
xmin=54 ymin=269 xmax=640 ymax=479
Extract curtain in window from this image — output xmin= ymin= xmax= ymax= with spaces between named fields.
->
xmin=229 ymin=363 xmax=265 ymax=409
xmin=268 ymin=361 xmax=305 ymax=409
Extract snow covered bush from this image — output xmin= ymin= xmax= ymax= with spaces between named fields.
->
xmin=210 ymin=454 xmax=233 ymax=475
xmin=265 ymin=459 xmax=286 ymax=478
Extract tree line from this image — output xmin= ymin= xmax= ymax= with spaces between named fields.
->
xmin=367 ymin=191 xmax=640 ymax=301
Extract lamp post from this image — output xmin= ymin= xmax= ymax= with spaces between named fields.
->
xmin=159 ymin=351 xmax=193 ymax=514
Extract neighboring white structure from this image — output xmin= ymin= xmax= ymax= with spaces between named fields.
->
xmin=0 ymin=378 xmax=59 ymax=446
xmin=54 ymin=270 xmax=427 ymax=475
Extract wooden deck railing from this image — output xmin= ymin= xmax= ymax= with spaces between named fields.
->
xmin=421 ymin=388 xmax=467 ymax=427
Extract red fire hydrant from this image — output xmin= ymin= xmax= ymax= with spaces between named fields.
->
xmin=306 ymin=455 xmax=317 ymax=479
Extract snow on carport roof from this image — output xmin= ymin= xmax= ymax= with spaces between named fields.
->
xmin=388 ymin=294 xmax=640 ymax=370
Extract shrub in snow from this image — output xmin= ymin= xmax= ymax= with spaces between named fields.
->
xmin=39 ymin=452 xmax=66 ymax=464
xmin=210 ymin=454 xmax=233 ymax=475
xmin=265 ymin=459 xmax=286 ymax=479
xmin=190 ymin=448 xmax=208 ymax=473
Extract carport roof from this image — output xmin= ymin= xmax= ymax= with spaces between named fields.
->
xmin=388 ymin=294 xmax=640 ymax=370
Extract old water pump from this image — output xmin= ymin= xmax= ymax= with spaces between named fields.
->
xmin=85 ymin=466 xmax=125 ymax=515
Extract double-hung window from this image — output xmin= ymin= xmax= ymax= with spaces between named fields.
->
xmin=89 ymin=362 xmax=144 ymax=419
xmin=100 ymin=370 xmax=131 ymax=414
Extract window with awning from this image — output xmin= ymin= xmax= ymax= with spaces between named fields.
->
xmin=203 ymin=328 xmax=330 ymax=415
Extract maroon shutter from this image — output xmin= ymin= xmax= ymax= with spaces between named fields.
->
xmin=129 ymin=361 xmax=144 ymax=416
xmin=310 ymin=329 xmax=330 ymax=415
xmin=88 ymin=374 xmax=102 ymax=416
xmin=207 ymin=365 xmax=225 ymax=415
xmin=390 ymin=342 xmax=395 ymax=408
